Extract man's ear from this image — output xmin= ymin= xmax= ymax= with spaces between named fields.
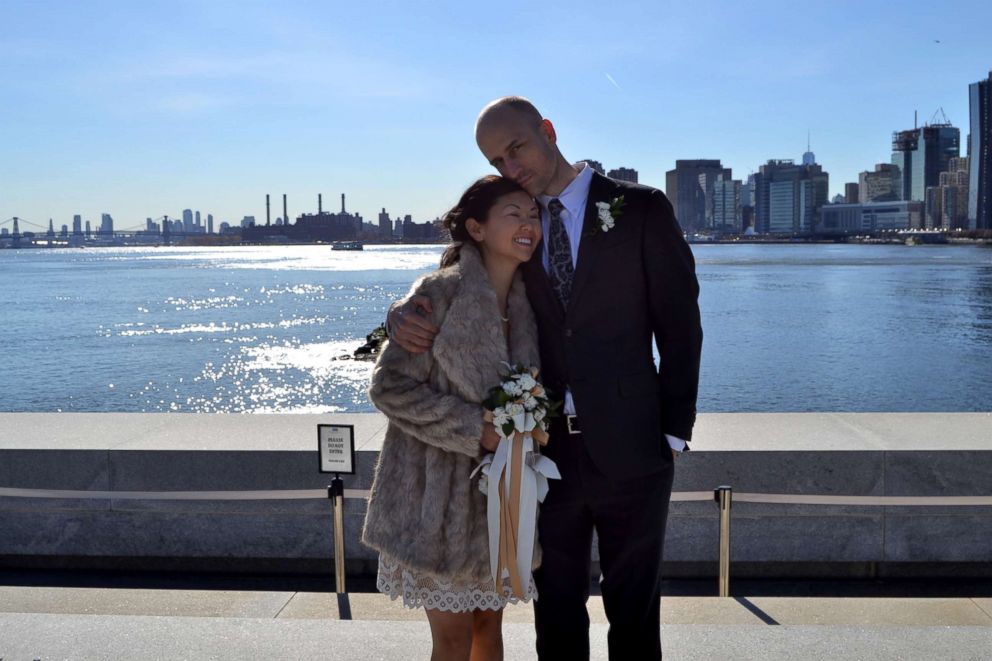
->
xmin=540 ymin=119 xmax=557 ymax=145
xmin=465 ymin=217 xmax=485 ymax=242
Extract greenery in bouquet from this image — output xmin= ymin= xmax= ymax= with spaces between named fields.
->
xmin=482 ymin=363 xmax=561 ymax=440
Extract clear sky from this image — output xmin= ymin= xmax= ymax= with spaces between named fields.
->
xmin=2 ymin=0 xmax=991 ymax=231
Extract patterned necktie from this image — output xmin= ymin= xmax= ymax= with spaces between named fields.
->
xmin=546 ymin=198 xmax=574 ymax=308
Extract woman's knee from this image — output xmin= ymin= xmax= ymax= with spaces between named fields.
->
xmin=472 ymin=609 xmax=503 ymax=637
xmin=427 ymin=610 xmax=474 ymax=656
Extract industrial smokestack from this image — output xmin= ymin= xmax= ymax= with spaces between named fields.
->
xmin=283 ymin=194 xmax=288 ymax=226
xmin=341 ymin=193 xmax=346 ymax=214
xmin=318 ymin=194 xmax=323 ymax=214
xmin=266 ymin=194 xmax=271 ymax=226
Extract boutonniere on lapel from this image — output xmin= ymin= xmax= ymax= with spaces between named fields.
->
xmin=587 ymin=195 xmax=625 ymax=236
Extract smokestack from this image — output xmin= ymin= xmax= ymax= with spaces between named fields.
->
xmin=318 ymin=194 xmax=323 ymax=214
xmin=283 ymin=194 xmax=288 ymax=226
xmin=341 ymin=193 xmax=346 ymax=214
xmin=266 ymin=194 xmax=271 ymax=226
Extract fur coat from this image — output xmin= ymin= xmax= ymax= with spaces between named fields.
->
xmin=361 ymin=243 xmax=542 ymax=583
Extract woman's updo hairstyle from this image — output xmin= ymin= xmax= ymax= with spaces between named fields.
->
xmin=440 ymin=175 xmax=529 ymax=268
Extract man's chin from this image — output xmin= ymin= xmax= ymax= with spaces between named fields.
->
xmin=519 ymin=181 xmax=542 ymax=196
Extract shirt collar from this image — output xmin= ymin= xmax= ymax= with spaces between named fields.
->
xmin=538 ymin=162 xmax=594 ymax=214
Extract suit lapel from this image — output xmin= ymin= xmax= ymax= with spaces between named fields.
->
xmin=568 ymin=172 xmax=619 ymax=315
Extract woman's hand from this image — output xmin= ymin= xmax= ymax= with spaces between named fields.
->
xmin=480 ymin=422 xmax=501 ymax=453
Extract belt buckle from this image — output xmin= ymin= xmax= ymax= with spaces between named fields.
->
xmin=566 ymin=415 xmax=581 ymax=435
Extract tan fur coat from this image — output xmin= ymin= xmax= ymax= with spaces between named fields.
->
xmin=361 ymin=243 xmax=541 ymax=583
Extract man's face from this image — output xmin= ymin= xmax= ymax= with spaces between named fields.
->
xmin=476 ymin=111 xmax=558 ymax=197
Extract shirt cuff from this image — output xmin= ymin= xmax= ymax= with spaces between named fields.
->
xmin=666 ymin=434 xmax=687 ymax=453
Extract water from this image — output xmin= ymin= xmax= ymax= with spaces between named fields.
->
xmin=1 ymin=243 xmax=990 ymax=414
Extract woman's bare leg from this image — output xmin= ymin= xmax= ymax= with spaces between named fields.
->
xmin=425 ymin=608 xmax=473 ymax=661
xmin=470 ymin=608 xmax=504 ymax=661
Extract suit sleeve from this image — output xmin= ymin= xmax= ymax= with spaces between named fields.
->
xmin=369 ymin=279 xmax=485 ymax=458
xmin=642 ymin=189 xmax=703 ymax=442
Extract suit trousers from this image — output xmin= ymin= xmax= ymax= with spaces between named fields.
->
xmin=534 ymin=418 xmax=675 ymax=660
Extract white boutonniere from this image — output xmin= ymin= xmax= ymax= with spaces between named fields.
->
xmin=588 ymin=195 xmax=625 ymax=236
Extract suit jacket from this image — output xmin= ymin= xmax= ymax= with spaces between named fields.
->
xmin=522 ymin=171 xmax=702 ymax=479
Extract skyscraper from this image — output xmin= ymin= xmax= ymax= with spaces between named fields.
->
xmin=73 ymin=214 xmax=82 ymax=236
xmin=378 ymin=208 xmax=392 ymax=238
xmin=207 ymin=214 xmax=214 ymax=235
xmin=968 ymin=71 xmax=992 ymax=229
xmin=926 ymin=157 xmax=971 ymax=229
xmin=845 ymin=182 xmax=860 ymax=204
xmin=607 ymin=167 xmax=638 ymax=183
xmin=711 ymin=174 xmax=742 ymax=232
xmin=753 ymin=160 xmax=829 ymax=233
xmin=891 ymin=123 xmax=960 ymax=202
xmin=583 ymin=160 xmax=605 ymax=174
xmin=100 ymin=213 xmax=113 ymax=235
xmin=665 ymin=160 xmax=730 ymax=232
xmin=182 ymin=209 xmax=193 ymax=233
xmin=859 ymin=164 xmax=901 ymax=203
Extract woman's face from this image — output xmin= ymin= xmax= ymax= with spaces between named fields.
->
xmin=476 ymin=190 xmax=542 ymax=266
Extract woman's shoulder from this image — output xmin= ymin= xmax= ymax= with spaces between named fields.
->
xmin=410 ymin=262 xmax=462 ymax=307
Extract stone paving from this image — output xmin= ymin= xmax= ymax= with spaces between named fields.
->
xmin=1 ymin=587 xmax=990 ymax=660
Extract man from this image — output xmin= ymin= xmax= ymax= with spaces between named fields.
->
xmin=388 ymin=96 xmax=702 ymax=660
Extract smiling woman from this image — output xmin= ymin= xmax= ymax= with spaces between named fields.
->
xmin=439 ymin=175 xmax=539 ymax=269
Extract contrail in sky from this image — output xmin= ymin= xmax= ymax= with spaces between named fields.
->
xmin=604 ymin=73 xmax=622 ymax=90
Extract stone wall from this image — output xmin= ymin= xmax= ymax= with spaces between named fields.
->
xmin=1 ymin=413 xmax=990 ymax=577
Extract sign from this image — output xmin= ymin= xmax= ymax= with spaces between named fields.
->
xmin=318 ymin=424 xmax=356 ymax=475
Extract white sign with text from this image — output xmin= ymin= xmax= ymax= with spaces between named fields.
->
xmin=318 ymin=424 xmax=356 ymax=475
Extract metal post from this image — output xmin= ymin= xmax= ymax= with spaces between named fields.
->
xmin=329 ymin=476 xmax=346 ymax=593
xmin=714 ymin=485 xmax=733 ymax=597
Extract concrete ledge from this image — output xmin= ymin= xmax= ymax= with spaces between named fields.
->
xmin=1 ymin=412 xmax=990 ymax=578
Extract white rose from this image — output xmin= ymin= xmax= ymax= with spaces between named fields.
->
xmin=516 ymin=373 xmax=537 ymax=391
xmin=521 ymin=392 xmax=537 ymax=411
xmin=493 ymin=408 xmax=510 ymax=428
xmin=506 ymin=402 xmax=524 ymax=417
xmin=595 ymin=201 xmax=610 ymax=212
xmin=503 ymin=380 xmax=523 ymax=396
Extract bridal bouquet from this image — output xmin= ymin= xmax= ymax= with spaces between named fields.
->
xmin=472 ymin=364 xmax=561 ymax=599
xmin=483 ymin=364 xmax=559 ymax=443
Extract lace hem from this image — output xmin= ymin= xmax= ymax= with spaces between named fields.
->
xmin=377 ymin=553 xmax=537 ymax=613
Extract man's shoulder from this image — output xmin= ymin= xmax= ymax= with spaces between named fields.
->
xmin=600 ymin=176 xmax=670 ymax=205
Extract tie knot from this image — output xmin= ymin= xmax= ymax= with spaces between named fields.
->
xmin=548 ymin=198 xmax=564 ymax=219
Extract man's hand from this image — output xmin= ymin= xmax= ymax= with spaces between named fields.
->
xmin=480 ymin=422 xmax=501 ymax=453
xmin=387 ymin=295 xmax=438 ymax=354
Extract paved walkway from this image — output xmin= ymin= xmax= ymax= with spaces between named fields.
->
xmin=1 ymin=587 xmax=990 ymax=660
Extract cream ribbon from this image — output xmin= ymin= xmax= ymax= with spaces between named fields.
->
xmin=472 ymin=411 xmax=560 ymax=598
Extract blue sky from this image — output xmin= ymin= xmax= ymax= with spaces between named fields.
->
xmin=2 ymin=0 xmax=990 ymax=231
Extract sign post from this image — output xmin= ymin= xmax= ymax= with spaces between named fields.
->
xmin=318 ymin=424 xmax=356 ymax=594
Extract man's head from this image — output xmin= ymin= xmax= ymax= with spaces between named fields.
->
xmin=475 ymin=96 xmax=566 ymax=197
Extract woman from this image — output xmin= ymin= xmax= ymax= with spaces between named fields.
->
xmin=362 ymin=175 xmax=543 ymax=661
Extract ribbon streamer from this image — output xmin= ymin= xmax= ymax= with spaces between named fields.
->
xmin=473 ymin=411 xmax=560 ymax=598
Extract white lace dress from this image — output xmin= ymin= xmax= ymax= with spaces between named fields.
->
xmin=377 ymin=552 xmax=538 ymax=612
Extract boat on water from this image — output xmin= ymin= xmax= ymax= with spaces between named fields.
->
xmin=331 ymin=240 xmax=364 ymax=251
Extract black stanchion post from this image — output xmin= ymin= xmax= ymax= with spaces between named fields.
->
xmin=714 ymin=485 xmax=733 ymax=597
xmin=329 ymin=475 xmax=346 ymax=594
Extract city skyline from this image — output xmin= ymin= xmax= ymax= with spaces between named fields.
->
xmin=3 ymin=1 xmax=991 ymax=226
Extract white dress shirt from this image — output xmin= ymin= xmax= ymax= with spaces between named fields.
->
xmin=537 ymin=163 xmax=687 ymax=453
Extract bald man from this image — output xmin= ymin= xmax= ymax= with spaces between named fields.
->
xmin=389 ymin=97 xmax=702 ymax=660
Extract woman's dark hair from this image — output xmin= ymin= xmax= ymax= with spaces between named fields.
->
xmin=440 ymin=175 xmax=529 ymax=268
